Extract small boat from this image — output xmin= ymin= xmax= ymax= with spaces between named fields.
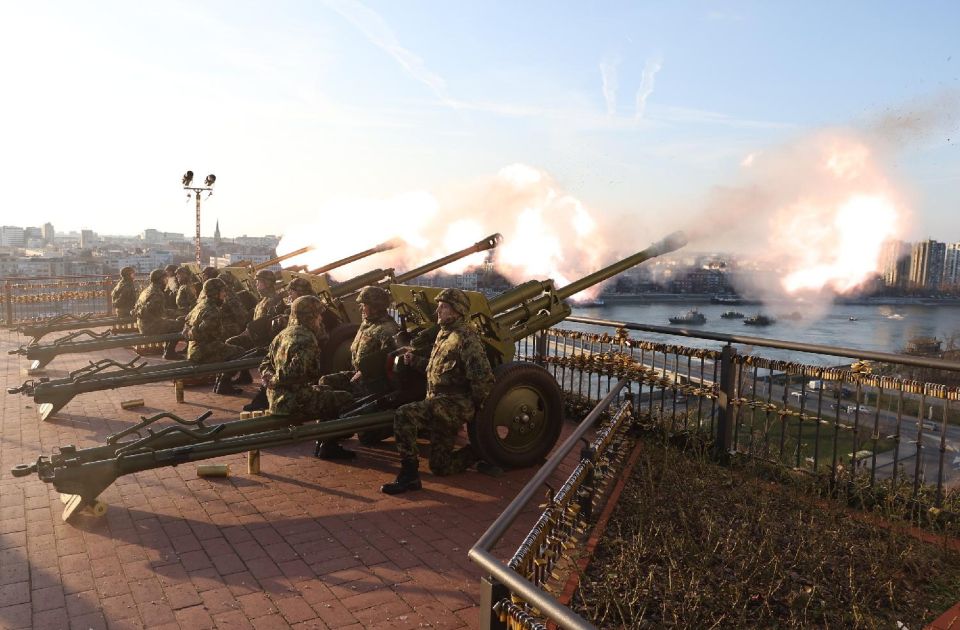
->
xmin=669 ymin=309 xmax=706 ymax=325
xmin=849 ymin=316 xmax=858 ymax=321
xmin=887 ymin=313 xmax=905 ymax=320
xmin=720 ymin=311 xmax=745 ymax=319
xmin=743 ymin=314 xmax=775 ymax=326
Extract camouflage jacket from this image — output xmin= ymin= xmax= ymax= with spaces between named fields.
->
xmin=111 ymin=278 xmax=137 ymax=315
xmin=175 ymin=284 xmax=197 ymax=312
xmin=425 ymin=319 xmax=494 ymax=407
xmin=183 ymin=297 xmax=229 ymax=362
xmin=221 ymin=288 xmax=250 ymax=338
xmin=351 ymin=314 xmax=400 ymax=385
xmin=253 ymin=292 xmax=285 ymax=322
xmin=260 ymin=323 xmax=323 ymax=415
xmin=132 ymin=285 xmax=171 ymax=332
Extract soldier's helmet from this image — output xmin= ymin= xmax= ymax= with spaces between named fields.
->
xmin=287 ymin=277 xmax=315 ymax=297
xmin=290 ymin=295 xmax=324 ymax=324
xmin=149 ymin=269 xmax=166 ymax=284
xmin=201 ymin=277 xmax=226 ymax=299
xmin=356 ymin=285 xmax=391 ymax=309
xmin=255 ymin=269 xmax=276 ymax=284
xmin=200 ymin=266 xmax=219 ymax=280
xmin=436 ymin=288 xmax=470 ymax=316
xmin=120 ymin=266 xmax=135 ymax=278
xmin=174 ymin=266 xmax=191 ymax=279
xmin=164 ymin=264 xmax=178 ymax=275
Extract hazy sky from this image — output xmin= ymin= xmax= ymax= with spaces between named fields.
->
xmin=1 ymin=1 xmax=957 ymax=243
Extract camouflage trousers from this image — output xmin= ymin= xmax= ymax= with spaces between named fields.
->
xmin=187 ymin=341 xmax=243 ymax=364
xmin=267 ymin=384 xmax=354 ymax=421
xmin=138 ymin=317 xmax=182 ymax=335
xmin=394 ymin=394 xmax=477 ymax=476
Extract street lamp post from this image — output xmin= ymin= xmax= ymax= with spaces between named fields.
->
xmin=182 ymin=171 xmax=217 ymax=266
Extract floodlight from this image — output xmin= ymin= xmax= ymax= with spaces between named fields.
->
xmin=182 ymin=170 xmax=194 ymax=187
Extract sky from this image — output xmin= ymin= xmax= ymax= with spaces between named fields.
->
xmin=0 ymin=1 xmax=958 ymax=247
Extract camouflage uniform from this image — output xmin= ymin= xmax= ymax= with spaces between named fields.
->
xmin=394 ymin=307 xmax=494 ymax=476
xmin=201 ymin=268 xmax=251 ymax=338
xmin=175 ymin=283 xmax=197 ymax=313
xmin=259 ymin=296 xmax=352 ymax=419
xmin=229 ymin=270 xmax=285 ymax=350
xmin=111 ymin=270 xmax=137 ymax=318
xmin=182 ymin=279 xmax=243 ymax=364
xmin=320 ymin=286 xmax=400 ymax=396
xmin=132 ymin=270 xmax=182 ymax=335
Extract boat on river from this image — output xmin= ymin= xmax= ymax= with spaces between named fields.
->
xmin=743 ymin=314 xmax=775 ymax=326
xmin=720 ymin=311 xmax=745 ymax=319
xmin=669 ymin=309 xmax=707 ymax=325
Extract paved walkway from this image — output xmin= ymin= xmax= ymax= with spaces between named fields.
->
xmin=0 ymin=328 xmax=581 ymax=629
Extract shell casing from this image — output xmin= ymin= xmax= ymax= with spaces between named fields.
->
xmin=196 ymin=464 xmax=231 ymax=477
xmin=120 ymin=398 xmax=145 ymax=410
xmin=247 ymin=450 xmax=261 ymax=474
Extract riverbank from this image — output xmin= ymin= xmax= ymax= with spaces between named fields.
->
xmin=593 ymin=293 xmax=960 ymax=307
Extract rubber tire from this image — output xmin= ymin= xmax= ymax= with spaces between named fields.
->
xmin=320 ymin=323 xmax=360 ymax=374
xmin=468 ymin=361 xmax=563 ymax=469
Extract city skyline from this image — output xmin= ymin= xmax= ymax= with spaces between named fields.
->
xmin=0 ymin=2 xmax=958 ymax=251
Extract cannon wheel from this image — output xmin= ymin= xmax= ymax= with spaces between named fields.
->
xmin=321 ymin=323 xmax=360 ymax=374
xmin=469 ymin=361 xmax=563 ymax=469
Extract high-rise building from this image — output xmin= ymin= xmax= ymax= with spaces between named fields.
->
xmin=80 ymin=229 xmax=96 ymax=249
xmin=909 ymin=239 xmax=946 ymax=291
xmin=944 ymin=242 xmax=960 ymax=290
xmin=42 ymin=222 xmax=55 ymax=244
xmin=879 ymin=239 xmax=911 ymax=289
xmin=0 ymin=226 xmax=25 ymax=247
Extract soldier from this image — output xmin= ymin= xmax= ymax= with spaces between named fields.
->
xmin=381 ymin=288 xmax=496 ymax=495
xmin=259 ymin=295 xmax=353 ymax=423
xmin=241 ymin=275 xmax=319 ymax=412
xmin=200 ymin=266 xmax=250 ymax=338
xmin=182 ymin=278 xmax=245 ymax=395
xmin=111 ymin=266 xmax=137 ymax=318
xmin=227 ymin=269 xmax=285 ymax=351
xmin=132 ymin=268 xmax=185 ymax=360
xmin=163 ymin=263 xmax=180 ymax=309
xmin=174 ymin=267 xmax=197 ymax=313
xmin=316 ymin=285 xmax=399 ymax=459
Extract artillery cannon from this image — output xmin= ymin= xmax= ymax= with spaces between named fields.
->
xmin=10 ymin=235 xmax=503 ymax=421
xmin=10 ymin=231 xmax=687 ymax=521
xmin=8 ymin=241 xmax=402 ymax=371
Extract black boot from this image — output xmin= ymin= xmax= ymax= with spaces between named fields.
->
xmin=213 ymin=373 xmax=241 ymax=395
xmin=162 ymin=340 xmax=185 ymax=360
xmin=243 ymin=386 xmax=269 ymax=411
xmin=234 ymin=370 xmax=253 ymax=385
xmin=381 ymin=458 xmax=422 ymax=495
xmin=316 ymin=441 xmax=357 ymax=461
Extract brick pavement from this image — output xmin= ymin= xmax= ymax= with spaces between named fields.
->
xmin=0 ymin=328 xmax=586 ymax=630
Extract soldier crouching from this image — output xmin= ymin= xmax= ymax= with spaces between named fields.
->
xmin=381 ymin=288 xmax=497 ymax=495
xmin=182 ymin=278 xmax=244 ymax=394
xmin=259 ymin=296 xmax=354 ymax=445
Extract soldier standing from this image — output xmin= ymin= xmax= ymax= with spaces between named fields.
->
xmin=111 ymin=266 xmax=137 ymax=318
xmin=381 ymin=288 xmax=496 ymax=495
xmin=259 ymin=295 xmax=353 ymax=423
xmin=182 ymin=278 xmax=245 ymax=395
xmin=317 ymin=285 xmax=400 ymax=459
xmin=132 ymin=268 xmax=184 ymax=360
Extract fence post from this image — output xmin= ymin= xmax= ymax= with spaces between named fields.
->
xmin=4 ymin=282 xmax=12 ymax=327
xmin=714 ymin=344 xmax=737 ymax=463
xmin=535 ymin=330 xmax=548 ymax=367
xmin=479 ymin=576 xmax=509 ymax=630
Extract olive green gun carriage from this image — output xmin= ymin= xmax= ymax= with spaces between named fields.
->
xmin=8 ymin=241 xmax=403 ymax=371
xmin=10 ymin=231 xmax=686 ymax=522
xmin=8 ymin=235 xmax=503 ymax=421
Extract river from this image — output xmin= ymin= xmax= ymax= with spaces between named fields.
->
xmin=569 ymin=300 xmax=960 ymax=365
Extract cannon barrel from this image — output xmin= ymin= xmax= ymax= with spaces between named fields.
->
xmin=392 ymin=233 xmax=502 ymax=284
xmin=328 ymin=269 xmax=396 ymax=299
xmin=308 ymin=239 xmax=401 ymax=275
xmin=253 ymin=245 xmax=314 ymax=271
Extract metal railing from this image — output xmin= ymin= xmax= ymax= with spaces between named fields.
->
xmin=2 ymin=276 xmax=120 ymax=326
xmin=480 ymin=316 xmax=960 ymax=629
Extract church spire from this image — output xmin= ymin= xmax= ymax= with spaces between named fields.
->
xmin=214 ymin=220 xmax=221 ymax=246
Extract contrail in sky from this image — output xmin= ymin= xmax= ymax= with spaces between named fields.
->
xmin=600 ymin=56 xmax=619 ymax=116
xmin=635 ymin=58 xmax=662 ymax=120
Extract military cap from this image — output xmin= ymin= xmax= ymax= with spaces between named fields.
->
xmin=201 ymin=277 xmax=226 ymax=296
xmin=287 ymin=277 xmax=315 ymax=296
xmin=200 ymin=266 xmax=219 ymax=280
xmin=356 ymin=285 xmax=391 ymax=309
xmin=120 ymin=266 xmax=135 ymax=277
xmin=174 ymin=266 xmax=192 ymax=278
xmin=436 ymin=288 xmax=470 ymax=316
xmin=291 ymin=295 xmax=324 ymax=321
xmin=255 ymin=269 xmax=276 ymax=284
xmin=164 ymin=264 xmax=178 ymax=274
xmin=149 ymin=269 xmax=166 ymax=284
